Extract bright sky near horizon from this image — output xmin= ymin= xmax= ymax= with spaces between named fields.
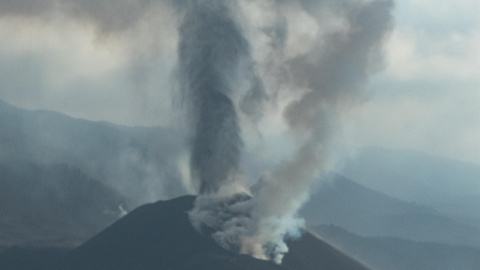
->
xmin=342 ymin=0 xmax=480 ymax=164
xmin=0 ymin=0 xmax=478 ymax=164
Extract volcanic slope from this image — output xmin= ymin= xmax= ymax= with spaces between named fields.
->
xmin=1 ymin=195 xmax=371 ymax=270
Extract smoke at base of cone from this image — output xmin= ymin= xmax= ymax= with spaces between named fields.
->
xmin=0 ymin=0 xmax=394 ymax=264
xmin=177 ymin=0 xmax=394 ymax=263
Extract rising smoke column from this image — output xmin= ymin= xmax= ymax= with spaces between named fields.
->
xmin=0 ymin=0 xmax=394 ymax=264
xmin=243 ymin=0 xmax=395 ymax=263
xmin=186 ymin=0 xmax=394 ymax=264
xmin=176 ymin=0 xmax=298 ymax=262
xmin=177 ymin=0 xmax=251 ymax=194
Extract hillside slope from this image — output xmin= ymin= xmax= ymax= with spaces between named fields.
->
xmin=340 ymin=146 xmax=480 ymax=227
xmin=0 ymin=162 xmax=128 ymax=249
xmin=0 ymin=98 xmax=185 ymax=204
xmin=300 ymin=174 xmax=480 ymax=247
xmin=1 ymin=196 xmax=371 ymax=270
xmin=312 ymin=224 xmax=480 ymax=270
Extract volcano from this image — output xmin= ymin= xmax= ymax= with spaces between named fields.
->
xmin=1 ymin=196 xmax=370 ymax=270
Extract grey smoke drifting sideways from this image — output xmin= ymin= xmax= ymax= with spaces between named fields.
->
xmin=181 ymin=0 xmax=394 ymax=264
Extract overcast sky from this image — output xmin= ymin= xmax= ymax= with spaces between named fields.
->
xmin=0 ymin=0 xmax=478 ymax=164
xmin=341 ymin=0 xmax=479 ymax=164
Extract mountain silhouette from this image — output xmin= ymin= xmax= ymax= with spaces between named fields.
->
xmin=1 ymin=195 xmax=370 ymax=270
xmin=0 ymin=98 xmax=185 ymax=205
xmin=0 ymin=161 xmax=128 ymax=249
xmin=300 ymin=174 xmax=480 ymax=247
xmin=312 ymin=224 xmax=480 ymax=270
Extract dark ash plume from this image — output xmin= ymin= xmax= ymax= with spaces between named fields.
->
xmin=188 ymin=0 xmax=394 ymax=264
xmin=0 ymin=0 xmax=395 ymax=264
xmin=177 ymin=0 xmax=249 ymax=194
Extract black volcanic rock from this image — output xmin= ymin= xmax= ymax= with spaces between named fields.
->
xmin=1 ymin=195 xmax=370 ymax=270
xmin=70 ymin=195 xmax=227 ymax=270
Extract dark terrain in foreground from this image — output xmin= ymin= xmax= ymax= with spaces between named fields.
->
xmin=0 ymin=196 xmax=369 ymax=270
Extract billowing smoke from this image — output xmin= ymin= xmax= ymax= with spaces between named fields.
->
xmin=182 ymin=0 xmax=394 ymax=264
xmin=0 ymin=0 xmax=394 ymax=264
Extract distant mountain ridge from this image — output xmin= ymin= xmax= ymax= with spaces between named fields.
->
xmin=340 ymin=146 xmax=480 ymax=228
xmin=0 ymin=161 xmax=127 ymax=249
xmin=312 ymin=224 xmax=480 ymax=270
xmin=0 ymin=98 xmax=188 ymax=250
xmin=2 ymin=98 xmax=479 ymax=269
xmin=300 ymin=174 xmax=480 ymax=247
xmin=0 ymin=98 xmax=185 ymax=204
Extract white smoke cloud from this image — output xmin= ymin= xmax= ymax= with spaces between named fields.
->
xmin=0 ymin=0 xmax=394 ymax=263
xmin=188 ymin=0 xmax=394 ymax=264
xmin=188 ymin=183 xmax=304 ymax=263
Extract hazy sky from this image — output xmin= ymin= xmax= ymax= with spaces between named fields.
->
xmin=341 ymin=0 xmax=480 ymax=164
xmin=0 ymin=0 xmax=478 ymax=164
